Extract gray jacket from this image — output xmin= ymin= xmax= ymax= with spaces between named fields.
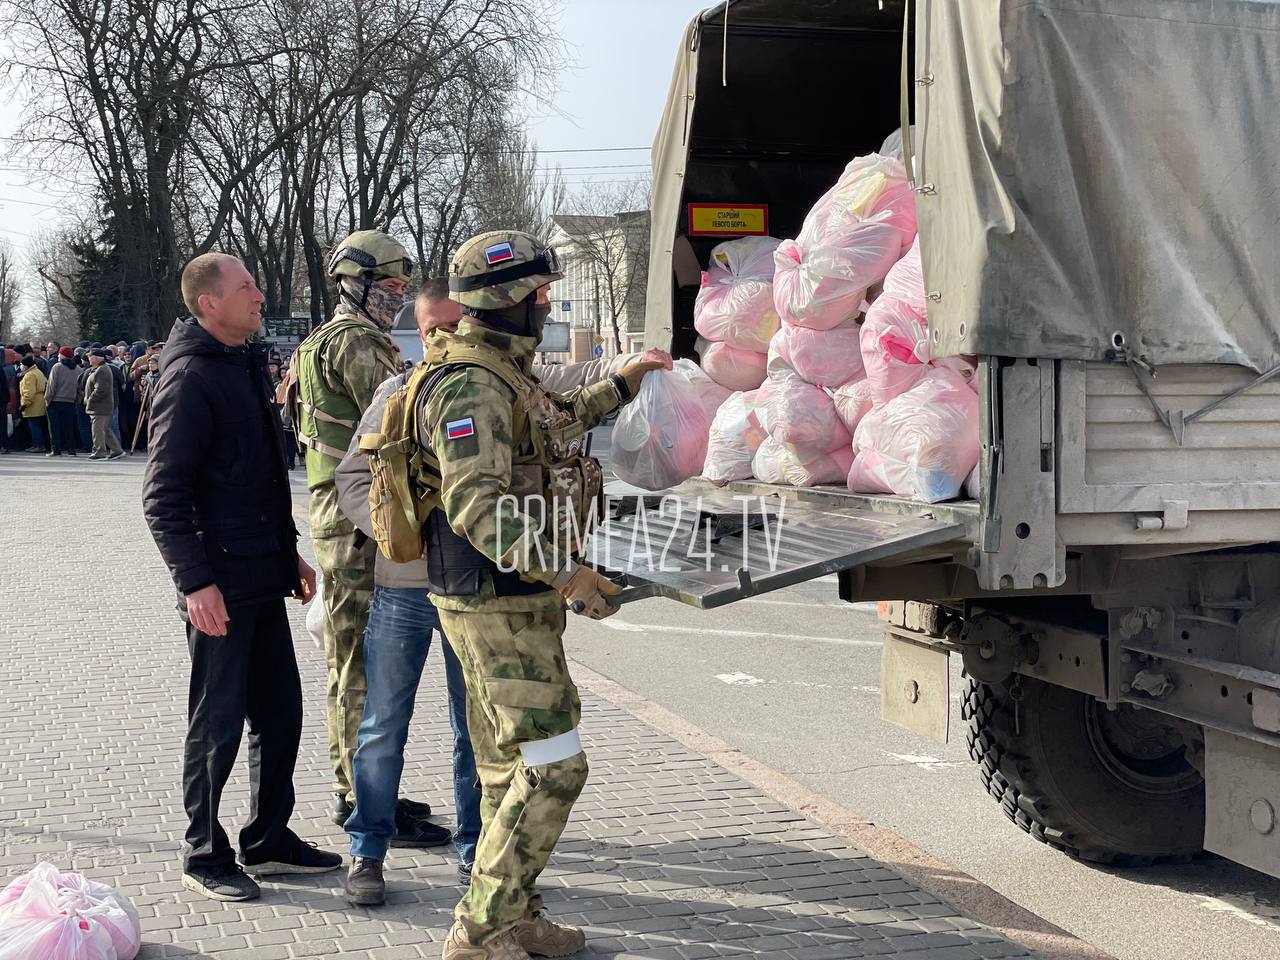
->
xmin=335 ymin=353 xmax=637 ymax=589
xmin=44 ymin=359 xmax=79 ymax=404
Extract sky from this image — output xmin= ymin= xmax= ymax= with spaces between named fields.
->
xmin=0 ymin=0 xmax=710 ymax=268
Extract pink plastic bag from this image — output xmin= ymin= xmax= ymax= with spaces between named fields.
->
xmin=771 ymin=217 xmax=902 ymax=331
xmin=848 ymin=368 xmax=980 ymax=503
xmin=702 ymin=390 xmax=763 ymax=486
xmin=753 ymin=438 xmax=854 ymax=487
xmin=767 ymin=319 xmax=865 ymax=388
xmin=701 ymin=341 xmax=767 ymax=392
xmin=882 ymin=236 xmax=925 ymax=305
xmin=798 ymin=154 xmax=917 ymax=254
xmin=860 ymin=294 xmax=931 ymax=407
xmin=765 ymin=379 xmax=852 ymax=462
xmin=693 ymin=237 xmax=782 ymax=353
xmin=0 ymin=863 xmax=139 ymax=960
xmin=832 ymin=377 xmax=875 ymax=436
xmin=612 ymin=359 xmax=719 ymax=490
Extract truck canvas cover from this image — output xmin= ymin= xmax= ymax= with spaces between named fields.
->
xmin=919 ymin=0 xmax=1280 ymax=372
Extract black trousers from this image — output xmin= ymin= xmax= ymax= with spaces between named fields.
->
xmin=47 ymin=401 xmax=76 ymax=453
xmin=183 ymin=598 xmax=303 ymax=872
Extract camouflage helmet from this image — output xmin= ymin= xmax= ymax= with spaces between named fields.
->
xmin=327 ymin=230 xmax=414 ymax=281
xmin=448 ymin=230 xmax=563 ymax=310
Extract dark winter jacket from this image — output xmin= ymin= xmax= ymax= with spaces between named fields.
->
xmin=83 ymin=364 xmax=116 ymax=415
xmin=142 ymin=316 xmax=300 ymax=608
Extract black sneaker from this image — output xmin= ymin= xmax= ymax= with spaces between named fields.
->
xmin=390 ymin=804 xmax=453 ymax=849
xmin=332 ymin=793 xmax=353 ymax=827
xmin=241 ymin=835 xmax=342 ymax=878
xmin=397 ymin=797 xmax=432 ymax=819
xmin=457 ymin=861 xmax=472 ymax=887
xmin=344 ymin=857 xmax=385 ymax=906
xmin=182 ymin=865 xmax=260 ymax=902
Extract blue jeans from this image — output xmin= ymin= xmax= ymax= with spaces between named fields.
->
xmin=24 ymin=417 xmax=46 ymax=450
xmin=110 ymin=407 xmax=122 ymax=445
xmin=346 ymin=586 xmax=481 ymax=864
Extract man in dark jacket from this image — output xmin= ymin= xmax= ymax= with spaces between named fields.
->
xmin=143 ymin=252 xmax=341 ymax=903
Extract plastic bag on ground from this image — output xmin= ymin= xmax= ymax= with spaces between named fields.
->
xmin=693 ymin=237 xmax=782 ymax=352
xmin=771 ymin=219 xmax=901 ymax=331
xmin=849 ymin=368 xmax=980 ymax=503
xmin=765 ymin=379 xmax=852 ymax=462
xmin=702 ymin=390 xmax=762 ymax=486
xmin=881 ymin=235 xmax=925 ymax=306
xmin=860 ymin=294 xmax=931 ymax=407
xmin=832 ymin=378 xmax=875 ymax=436
xmin=612 ymin=359 xmax=719 ymax=490
xmin=0 ymin=862 xmax=140 ymax=960
xmin=767 ymin=319 xmax=865 ymax=388
xmin=700 ymin=341 xmax=767 ymax=392
xmin=753 ymin=437 xmax=854 ymax=487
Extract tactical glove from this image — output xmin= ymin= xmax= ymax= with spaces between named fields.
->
xmin=554 ymin=563 xmax=623 ymax=620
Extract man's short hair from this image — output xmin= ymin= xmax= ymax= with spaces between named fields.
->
xmin=417 ymin=277 xmax=450 ymax=306
xmin=181 ymin=252 xmax=241 ymax=316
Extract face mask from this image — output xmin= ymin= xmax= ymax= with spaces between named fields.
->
xmin=531 ymin=301 xmax=552 ymax=338
xmin=340 ymin=277 xmax=404 ymax=331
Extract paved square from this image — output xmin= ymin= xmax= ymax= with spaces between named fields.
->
xmin=0 ymin=457 xmax=1034 ymax=959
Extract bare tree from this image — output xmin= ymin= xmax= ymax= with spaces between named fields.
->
xmin=26 ymin=230 xmax=81 ymax=342
xmin=0 ymin=240 xmax=21 ymax=342
xmin=555 ymin=179 xmax=651 ymax=353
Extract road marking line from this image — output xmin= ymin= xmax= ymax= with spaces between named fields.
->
xmin=887 ymin=752 xmax=966 ymax=771
xmin=570 ymin=660 xmax=1117 ymax=960
xmin=597 ymin=619 xmax=882 ymax=646
xmin=1197 ymin=893 xmax=1280 ymax=931
xmin=715 ymin=672 xmax=765 ymax=686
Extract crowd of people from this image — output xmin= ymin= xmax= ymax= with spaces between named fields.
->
xmin=2 ymin=337 xmax=300 ymax=467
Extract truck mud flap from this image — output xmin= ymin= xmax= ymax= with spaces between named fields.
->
xmin=583 ymin=490 xmax=964 ymax=609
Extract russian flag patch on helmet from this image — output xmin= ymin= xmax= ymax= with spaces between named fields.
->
xmin=446 ymin=417 xmax=476 ymax=440
xmin=484 ymin=242 xmax=515 ymax=265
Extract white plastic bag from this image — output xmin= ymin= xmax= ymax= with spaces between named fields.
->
xmin=771 ymin=218 xmax=901 ymax=331
xmin=753 ymin=437 xmax=853 ymax=487
xmin=701 ymin=341 xmax=767 ymax=391
xmin=306 ymin=576 xmax=326 ymax=651
xmin=831 ymin=377 xmax=875 ymax=436
xmin=849 ymin=368 xmax=980 ymax=503
xmin=0 ymin=863 xmax=140 ymax=960
xmin=881 ymin=235 xmax=925 ymax=306
xmin=702 ymin=391 xmax=762 ymax=486
xmin=860 ymin=294 xmax=931 ymax=407
xmin=767 ymin=319 xmax=865 ymax=388
xmin=612 ymin=359 xmax=718 ymax=490
xmin=693 ymin=237 xmax=782 ymax=352
xmin=765 ymin=379 xmax=852 ymax=462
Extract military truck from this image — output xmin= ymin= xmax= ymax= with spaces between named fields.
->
xmin=592 ymin=0 xmax=1280 ymax=880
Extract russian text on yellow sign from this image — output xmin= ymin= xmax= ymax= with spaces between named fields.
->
xmin=688 ymin=205 xmax=768 ymax=235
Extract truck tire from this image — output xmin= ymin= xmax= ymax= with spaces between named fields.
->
xmin=962 ymin=676 xmax=1204 ymax=865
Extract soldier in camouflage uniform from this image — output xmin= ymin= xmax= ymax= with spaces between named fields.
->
xmin=294 ymin=231 xmax=436 ymax=831
xmin=415 ymin=231 xmax=668 ymax=960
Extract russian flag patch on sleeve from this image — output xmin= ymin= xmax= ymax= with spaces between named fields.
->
xmin=446 ymin=417 xmax=476 ymax=440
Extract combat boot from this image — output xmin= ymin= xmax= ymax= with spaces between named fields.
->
xmin=442 ymin=923 xmax=530 ymax=960
xmin=512 ymin=913 xmax=586 ymax=957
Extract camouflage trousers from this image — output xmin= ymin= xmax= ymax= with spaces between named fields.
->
xmin=436 ymin=598 xmax=588 ymax=944
xmin=311 ymin=514 xmax=377 ymax=803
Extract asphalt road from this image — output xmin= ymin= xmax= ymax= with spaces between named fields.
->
xmin=573 ymin=423 xmax=1280 ymax=960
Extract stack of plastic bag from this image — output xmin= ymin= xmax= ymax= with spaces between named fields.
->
xmin=612 ymin=359 xmax=728 ymax=490
xmin=701 ymin=341 xmax=768 ymax=391
xmin=0 ymin=862 xmax=142 ymax=960
xmin=766 ymin=320 xmax=864 ymax=388
xmin=753 ymin=438 xmax=854 ymax=487
xmin=702 ymin=390 xmax=764 ymax=486
xmin=764 ymin=379 xmax=851 ymax=462
xmin=772 ymin=154 xmax=917 ymax=331
xmin=847 ymin=368 xmax=979 ymax=503
xmin=693 ymin=237 xmax=782 ymax=353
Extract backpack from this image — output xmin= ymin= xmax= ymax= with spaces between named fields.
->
xmin=360 ymin=342 xmax=534 ymax=563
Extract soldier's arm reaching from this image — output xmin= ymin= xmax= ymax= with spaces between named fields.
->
xmin=550 ymin=350 xmax=674 ymax=430
xmin=421 ymin=368 xmax=565 ymax=586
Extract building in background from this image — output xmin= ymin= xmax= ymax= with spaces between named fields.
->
xmin=545 ymin=211 xmax=650 ymax=364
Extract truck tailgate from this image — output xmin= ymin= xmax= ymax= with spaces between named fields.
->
xmin=586 ymin=486 xmax=965 ymax=608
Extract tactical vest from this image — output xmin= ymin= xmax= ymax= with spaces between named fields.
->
xmin=414 ymin=331 xmax=605 ymax=598
xmin=294 ymin=316 xmax=398 ymax=490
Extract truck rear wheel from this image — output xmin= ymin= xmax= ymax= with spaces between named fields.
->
xmin=962 ymin=676 xmax=1205 ymax=865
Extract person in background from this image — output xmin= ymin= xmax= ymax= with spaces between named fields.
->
xmin=84 ymin=349 xmax=125 ymax=461
xmin=44 ymin=346 xmax=79 ymax=457
xmin=29 ymin=343 xmax=48 ymax=375
xmin=18 ymin=354 xmax=48 ymax=453
xmin=143 ymin=252 xmax=341 ymax=903
xmin=131 ymin=354 xmax=162 ymax=452
xmin=75 ymin=349 xmax=94 ymax=453
xmin=266 ymin=359 xmax=295 ymax=471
